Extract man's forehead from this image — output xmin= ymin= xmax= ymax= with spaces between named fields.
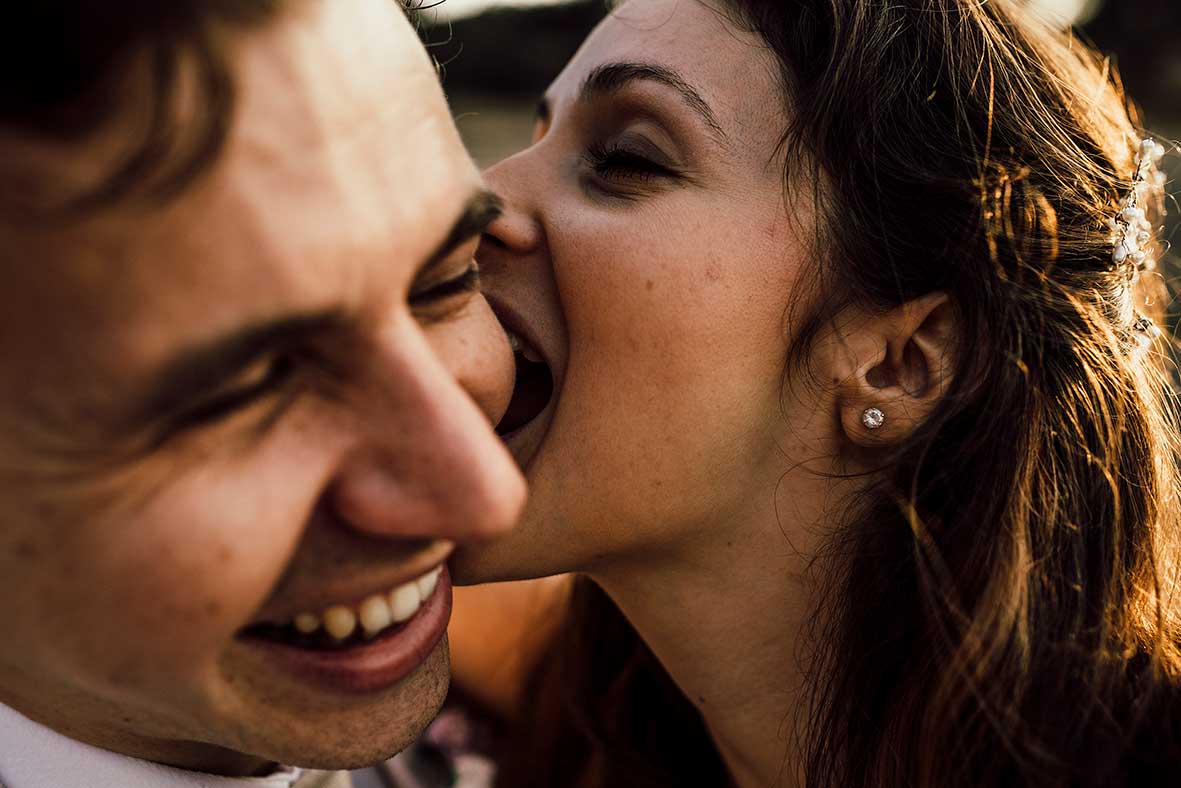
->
xmin=227 ymin=0 xmax=481 ymax=248
xmin=0 ymin=0 xmax=481 ymax=382
xmin=0 ymin=0 xmax=479 ymax=254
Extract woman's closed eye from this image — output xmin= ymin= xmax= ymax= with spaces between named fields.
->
xmin=584 ymin=140 xmax=681 ymax=185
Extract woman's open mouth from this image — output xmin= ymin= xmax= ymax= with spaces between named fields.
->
xmin=497 ymin=328 xmax=553 ymax=438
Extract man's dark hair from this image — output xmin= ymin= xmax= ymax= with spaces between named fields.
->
xmin=0 ymin=2 xmax=284 ymax=217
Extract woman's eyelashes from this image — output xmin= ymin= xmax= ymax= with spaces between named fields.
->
xmin=583 ymin=140 xmax=680 ymax=187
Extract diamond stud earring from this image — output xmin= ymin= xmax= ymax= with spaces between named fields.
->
xmin=861 ymin=407 xmax=885 ymax=430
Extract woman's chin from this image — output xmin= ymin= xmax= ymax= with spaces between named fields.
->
xmin=447 ymin=504 xmax=575 ymax=586
xmin=448 ymin=537 xmax=555 ymax=585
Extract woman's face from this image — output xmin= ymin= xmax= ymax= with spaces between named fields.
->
xmin=454 ymin=0 xmax=823 ymax=581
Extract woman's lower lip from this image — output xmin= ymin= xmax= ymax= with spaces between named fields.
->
xmin=239 ymin=566 xmax=452 ymax=694
xmin=502 ymin=398 xmax=555 ymax=470
xmin=503 ymin=421 xmax=541 ymax=469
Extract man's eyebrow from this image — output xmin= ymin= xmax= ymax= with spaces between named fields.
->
xmin=420 ymin=188 xmax=503 ymax=276
xmin=131 ymin=190 xmax=501 ymax=423
xmin=133 ymin=310 xmax=349 ymax=422
xmin=578 ymin=61 xmax=729 ymax=148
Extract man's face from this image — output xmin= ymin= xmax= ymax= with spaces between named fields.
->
xmin=0 ymin=0 xmax=524 ymax=774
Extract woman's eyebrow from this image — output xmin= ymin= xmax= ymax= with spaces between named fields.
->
xmin=577 ymin=61 xmax=730 ymax=149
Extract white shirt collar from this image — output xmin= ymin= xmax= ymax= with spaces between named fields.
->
xmin=0 ymin=701 xmax=302 ymax=788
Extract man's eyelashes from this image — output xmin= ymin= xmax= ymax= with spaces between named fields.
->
xmin=172 ymin=354 xmax=297 ymax=430
xmin=162 ymin=265 xmax=482 ymax=434
xmin=410 ymin=263 xmax=481 ymax=306
xmin=409 ymin=263 xmax=482 ymax=323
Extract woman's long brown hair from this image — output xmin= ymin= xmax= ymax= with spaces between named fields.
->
xmin=496 ymin=2 xmax=1181 ymax=786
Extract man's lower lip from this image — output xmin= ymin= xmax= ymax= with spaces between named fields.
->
xmin=239 ymin=567 xmax=452 ymax=694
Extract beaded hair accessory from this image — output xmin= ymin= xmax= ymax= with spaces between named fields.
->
xmin=1111 ymin=137 xmax=1167 ymax=344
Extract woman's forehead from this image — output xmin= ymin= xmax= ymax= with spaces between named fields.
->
xmin=556 ymin=0 xmax=753 ymax=86
xmin=546 ymin=0 xmax=787 ymax=164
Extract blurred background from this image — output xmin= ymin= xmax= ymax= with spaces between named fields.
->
xmin=415 ymin=0 xmax=1180 ymax=170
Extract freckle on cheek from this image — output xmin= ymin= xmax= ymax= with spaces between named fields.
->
xmin=12 ymin=539 xmax=37 ymax=559
xmin=645 ymin=279 xmax=655 ymax=291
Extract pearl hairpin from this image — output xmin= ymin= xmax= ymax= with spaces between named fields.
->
xmin=1112 ymin=138 xmax=1167 ymax=342
xmin=1111 ymin=139 xmax=1165 ymax=273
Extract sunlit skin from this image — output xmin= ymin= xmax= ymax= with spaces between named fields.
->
xmin=0 ymin=0 xmax=524 ymax=777
xmin=451 ymin=1 xmax=956 ymax=785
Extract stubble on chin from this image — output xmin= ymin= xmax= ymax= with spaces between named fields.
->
xmin=215 ymin=635 xmax=452 ymax=771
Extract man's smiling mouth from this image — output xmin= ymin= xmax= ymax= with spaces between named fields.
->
xmin=237 ymin=564 xmax=454 ymax=694
xmin=242 ymin=565 xmax=442 ymax=650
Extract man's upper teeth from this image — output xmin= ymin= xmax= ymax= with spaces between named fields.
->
xmin=291 ymin=566 xmax=442 ymax=641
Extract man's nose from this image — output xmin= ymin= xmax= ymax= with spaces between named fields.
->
xmin=328 ymin=316 xmax=525 ymax=543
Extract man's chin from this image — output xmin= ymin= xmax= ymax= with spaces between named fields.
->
xmin=215 ymin=636 xmax=450 ymax=771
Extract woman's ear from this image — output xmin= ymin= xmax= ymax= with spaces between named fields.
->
xmin=829 ymin=292 xmax=957 ymax=448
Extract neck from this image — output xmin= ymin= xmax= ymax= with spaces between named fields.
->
xmin=91 ymin=736 xmax=275 ymax=778
xmin=591 ymin=499 xmax=823 ymax=788
xmin=0 ymin=689 xmax=274 ymax=778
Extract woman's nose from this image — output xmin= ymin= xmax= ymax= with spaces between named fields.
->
xmin=480 ymin=154 xmax=545 ymax=257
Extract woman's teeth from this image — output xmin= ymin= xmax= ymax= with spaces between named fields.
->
xmin=289 ymin=566 xmax=442 ymax=642
xmin=506 ymin=328 xmax=544 ymax=364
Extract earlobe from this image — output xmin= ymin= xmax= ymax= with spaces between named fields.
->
xmin=832 ymin=292 xmax=957 ymax=449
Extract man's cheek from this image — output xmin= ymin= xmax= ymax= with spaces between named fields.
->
xmin=54 ymin=518 xmax=274 ymax=670
xmin=431 ymin=301 xmax=519 ymax=425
